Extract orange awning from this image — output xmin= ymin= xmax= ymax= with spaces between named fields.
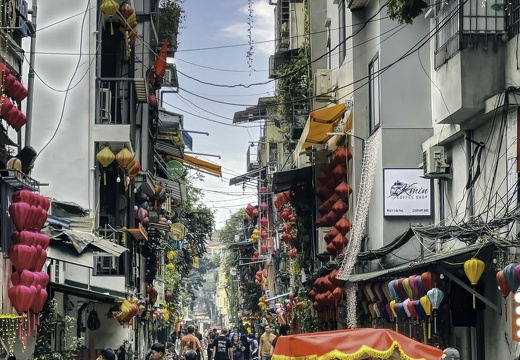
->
xmin=173 ymin=155 xmax=222 ymax=177
xmin=301 ymin=103 xmax=348 ymax=149
xmin=273 ymin=328 xmax=444 ymax=360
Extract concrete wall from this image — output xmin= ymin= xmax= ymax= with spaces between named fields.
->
xmin=27 ymin=0 xmax=96 ymax=213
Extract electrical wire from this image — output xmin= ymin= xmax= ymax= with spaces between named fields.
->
xmin=37 ymin=0 xmax=91 ymax=156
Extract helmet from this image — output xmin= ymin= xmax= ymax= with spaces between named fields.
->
xmin=185 ymin=350 xmax=197 ymax=360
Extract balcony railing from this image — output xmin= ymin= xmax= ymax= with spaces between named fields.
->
xmin=434 ymin=0 xmax=506 ymax=69
xmin=96 ymin=78 xmax=147 ymax=124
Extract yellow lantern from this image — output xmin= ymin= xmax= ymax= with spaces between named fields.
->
xmin=116 ymin=145 xmax=135 ymax=170
xmin=420 ymin=295 xmax=433 ymax=339
xmin=100 ymin=0 xmax=119 ymax=35
xmin=96 ymin=144 xmax=115 ymax=185
xmin=166 ymin=263 xmax=175 ymax=271
xmin=167 ymin=251 xmax=175 ymax=261
xmin=464 ymin=258 xmax=485 ymax=309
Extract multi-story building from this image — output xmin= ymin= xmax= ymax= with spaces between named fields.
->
xmin=243 ymin=0 xmax=520 ymax=358
xmin=1 ymin=0 xmax=221 ymax=357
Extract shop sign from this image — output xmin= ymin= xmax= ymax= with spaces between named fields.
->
xmin=5 ymin=0 xmax=30 ymax=37
xmin=383 ymin=168 xmax=431 ymax=216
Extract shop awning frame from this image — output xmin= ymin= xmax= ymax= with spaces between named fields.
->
xmin=229 ymin=167 xmax=266 ymax=186
xmin=347 ymin=242 xmax=494 ymax=283
xmin=300 ymin=103 xmax=348 ymax=149
xmin=172 ymin=155 xmax=222 ymax=177
xmin=272 ymin=166 xmax=313 ymax=193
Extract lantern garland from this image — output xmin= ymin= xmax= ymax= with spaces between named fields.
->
xmin=315 ymin=146 xmax=352 ymax=259
xmin=118 ymin=1 xmax=138 ymax=57
xmin=7 ymin=190 xmax=50 ymax=345
xmin=0 ymin=63 xmax=28 ymax=131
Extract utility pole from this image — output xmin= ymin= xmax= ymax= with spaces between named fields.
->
xmin=25 ymin=0 xmax=37 ymax=147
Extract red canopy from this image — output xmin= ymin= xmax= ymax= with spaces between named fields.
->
xmin=272 ymin=328 xmax=444 ymax=360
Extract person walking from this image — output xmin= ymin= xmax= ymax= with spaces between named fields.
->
xmin=96 ymin=348 xmax=116 ymax=360
xmin=232 ymin=332 xmax=245 ymax=360
xmin=259 ymin=326 xmax=276 ymax=360
xmin=271 ymin=324 xmax=291 ymax=350
xmin=212 ymin=328 xmax=234 ymax=360
xmin=149 ymin=343 xmax=167 ymax=360
xmin=240 ymin=333 xmax=251 ymax=360
xmin=207 ymin=328 xmax=218 ymax=360
xmin=181 ymin=325 xmax=203 ymax=360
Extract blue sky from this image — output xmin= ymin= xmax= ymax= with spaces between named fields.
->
xmin=162 ymin=0 xmax=275 ymax=228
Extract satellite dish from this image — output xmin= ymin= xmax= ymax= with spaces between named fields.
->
xmin=229 ymin=267 xmax=237 ymax=276
xmin=166 ymin=160 xmax=185 ymax=180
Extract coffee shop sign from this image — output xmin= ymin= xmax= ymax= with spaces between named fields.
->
xmin=5 ymin=0 xmax=30 ymax=37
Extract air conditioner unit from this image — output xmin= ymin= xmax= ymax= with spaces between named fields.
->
xmin=269 ymin=55 xmax=277 ymax=79
xmin=100 ymin=88 xmax=112 ymax=123
xmin=423 ymin=145 xmax=450 ymax=178
xmin=164 ymin=68 xmax=173 ymax=85
xmin=314 ymin=69 xmax=334 ymax=102
xmin=316 ymin=226 xmax=332 ymax=255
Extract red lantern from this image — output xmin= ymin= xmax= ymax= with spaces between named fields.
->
xmin=335 ymin=181 xmax=353 ymax=201
xmin=9 ymin=245 xmax=37 ymax=271
xmin=12 ymin=231 xmax=50 ymax=249
xmin=335 ymin=217 xmax=351 ymax=235
xmin=332 ymin=199 xmax=349 ymax=216
xmin=12 ymin=190 xmax=51 ymax=211
xmin=8 ymin=285 xmax=33 ymax=314
xmin=148 ymin=94 xmax=158 ymax=107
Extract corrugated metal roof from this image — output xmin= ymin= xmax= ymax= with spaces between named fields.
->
xmin=155 ymin=139 xmax=184 ymax=158
xmin=154 ymin=175 xmax=183 ymax=201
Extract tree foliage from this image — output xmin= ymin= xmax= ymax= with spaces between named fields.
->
xmin=386 ymin=0 xmax=428 ymax=24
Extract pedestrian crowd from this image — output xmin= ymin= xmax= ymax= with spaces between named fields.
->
xmin=90 ymin=323 xmax=290 ymax=360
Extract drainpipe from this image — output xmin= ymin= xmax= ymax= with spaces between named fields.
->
xmin=24 ymin=0 xmax=37 ymax=147
xmin=465 ymin=130 xmax=474 ymax=221
xmin=437 ymin=179 xmax=445 ymax=253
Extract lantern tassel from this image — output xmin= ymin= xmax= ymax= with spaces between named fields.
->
xmin=395 ymin=319 xmax=398 ymax=333
xmin=423 ymin=320 xmax=427 ymax=344
xmin=110 ymin=20 xmax=114 ymax=35
xmin=433 ymin=310 xmax=437 ymax=334
xmin=473 ymin=287 xmax=476 ymax=309
xmin=104 ymin=171 xmax=107 ymax=186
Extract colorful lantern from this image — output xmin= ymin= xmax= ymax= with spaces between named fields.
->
xmin=427 ymin=288 xmax=444 ymax=334
xmin=464 ymin=258 xmax=485 ymax=309
xmin=100 ymin=0 xmax=119 ymax=34
xmin=497 ymin=270 xmax=511 ymax=320
xmin=504 ymin=263 xmax=519 ymax=293
xmin=96 ymin=145 xmax=115 ymax=185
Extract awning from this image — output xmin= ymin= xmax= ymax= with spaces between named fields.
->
xmin=43 ymin=227 xmax=128 ymax=256
xmin=172 ymin=155 xmax=222 ymax=177
xmin=272 ymin=166 xmax=313 ymax=193
xmin=346 ymin=242 xmax=494 ymax=283
xmin=229 ymin=167 xmax=266 ymax=186
xmin=127 ymin=223 xmax=148 ymax=241
xmin=154 ymin=175 xmax=184 ymax=201
xmin=300 ymin=103 xmax=348 ymax=149
xmin=47 ymin=243 xmax=94 ymax=268
xmin=50 ymin=282 xmax=121 ymax=303
xmin=155 ymin=139 xmax=184 ymax=158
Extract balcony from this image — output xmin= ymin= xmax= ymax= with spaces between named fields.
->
xmin=247 ymin=145 xmax=260 ymax=172
xmin=433 ymin=0 xmax=506 ymax=124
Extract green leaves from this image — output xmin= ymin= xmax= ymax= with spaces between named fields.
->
xmin=386 ymin=0 xmax=428 ymax=24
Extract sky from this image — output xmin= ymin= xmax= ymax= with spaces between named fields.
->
xmin=162 ymin=0 xmax=275 ymax=229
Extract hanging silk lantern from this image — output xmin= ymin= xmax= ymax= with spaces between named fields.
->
xmin=96 ymin=144 xmax=115 ymax=185
xmin=115 ymin=145 xmax=135 ymax=170
xmin=464 ymin=258 xmax=485 ymax=309
xmin=497 ymin=270 xmax=511 ymax=321
xmin=420 ymin=295 xmax=432 ymax=340
xmin=100 ymin=0 xmax=119 ymax=35
xmin=260 ymin=217 xmax=268 ymax=226
xmin=260 ymin=202 xmax=268 ymax=211
xmin=402 ymin=277 xmax=414 ymax=300
xmin=260 ymin=186 xmax=267 ymax=194
xmin=427 ymin=288 xmax=444 ymax=334
xmin=389 ymin=300 xmax=398 ymax=332
xmin=504 ymin=263 xmax=519 ymax=294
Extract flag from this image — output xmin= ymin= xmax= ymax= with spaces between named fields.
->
xmin=150 ymin=39 xmax=169 ymax=83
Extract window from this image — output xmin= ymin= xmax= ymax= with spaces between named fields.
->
xmin=368 ymin=56 xmax=380 ymax=133
xmin=94 ymin=255 xmax=121 ymax=276
xmin=339 ymin=0 xmax=346 ymax=65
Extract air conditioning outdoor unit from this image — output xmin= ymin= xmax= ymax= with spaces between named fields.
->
xmin=164 ymin=68 xmax=173 ymax=85
xmin=316 ymin=226 xmax=332 ymax=255
xmin=423 ymin=145 xmax=450 ymax=178
xmin=314 ymin=69 xmax=334 ymax=102
xmin=100 ymin=88 xmax=112 ymax=123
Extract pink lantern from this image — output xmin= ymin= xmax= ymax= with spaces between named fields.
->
xmin=261 ymin=231 xmax=268 ymax=239
xmin=260 ymin=186 xmax=267 ymax=194
xmin=261 ymin=244 xmax=268 ymax=254
xmin=260 ymin=202 xmax=268 ymax=211
xmin=260 ymin=217 xmax=268 ymax=226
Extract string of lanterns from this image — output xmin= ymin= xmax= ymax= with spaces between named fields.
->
xmin=7 ymin=190 xmax=50 ymax=346
xmin=315 ymin=146 xmax=352 ymax=258
xmin=0 ymin=62 xmax=28 ymax=131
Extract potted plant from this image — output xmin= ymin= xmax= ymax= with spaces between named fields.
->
xmin=158 ymin=0 xmax=185 ymax=55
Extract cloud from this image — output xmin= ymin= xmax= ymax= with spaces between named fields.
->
xmin=219 ymin=2 xmax=274 ymax=56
